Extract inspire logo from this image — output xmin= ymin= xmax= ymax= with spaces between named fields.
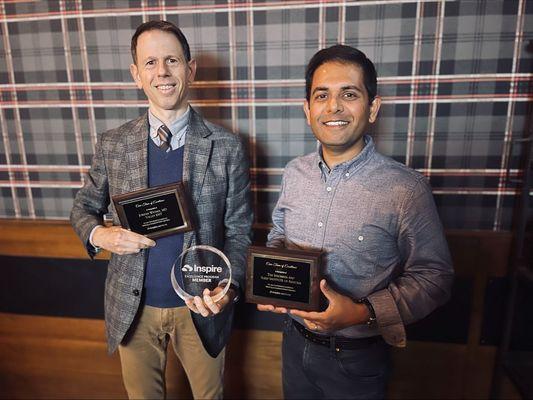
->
xmin=181 ymin=264 xmax=222 ymax=274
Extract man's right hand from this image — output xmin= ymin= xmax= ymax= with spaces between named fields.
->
xmin=92 ymin=226 xmax=155 ymax=255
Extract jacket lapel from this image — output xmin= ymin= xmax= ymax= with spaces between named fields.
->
xmin=124 ymin=113 xmax=149 ymax=191
xmin=183 ymin=108 xmax=212 ymax=247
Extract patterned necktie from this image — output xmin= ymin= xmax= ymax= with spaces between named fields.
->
xmin=157 ymin=124 xmax=172 ymax=151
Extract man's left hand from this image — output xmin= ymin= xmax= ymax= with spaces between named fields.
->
xmin=290 ymin=279 xmax=370 ymax=332
xmin=185 ymin=287 xmax=236 ymax=317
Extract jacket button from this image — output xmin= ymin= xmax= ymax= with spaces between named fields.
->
xmin=132 ymin=289 xmax=140 ymax=296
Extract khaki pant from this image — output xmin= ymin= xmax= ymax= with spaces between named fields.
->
xmin=118 ymin=305 xmax=224 ymax=399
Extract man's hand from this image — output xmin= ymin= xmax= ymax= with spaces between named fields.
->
xmin=257 ymin=304 xmax=288 ymax=314
xmin=289 ymin=279 xmax=370 ymax=332
xmin=258 ymin=279 xmax=371 ymax=332
xmin=185 ymin=287 xmax=236 ymax=317
xmin=92 ymin=226 xmax=155 ymax=255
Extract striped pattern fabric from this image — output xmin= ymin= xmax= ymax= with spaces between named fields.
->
xmin=0 ymin=0 xmax=532 ymax=230
xmin=157 ymin=124 xmax=172 ymax=151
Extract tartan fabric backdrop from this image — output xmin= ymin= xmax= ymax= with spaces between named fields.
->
xmin=0 ymin=0 xmax=531 ymax=230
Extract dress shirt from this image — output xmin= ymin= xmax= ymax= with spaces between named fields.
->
xmin=148 ymin=106 xmax=190 ymax=150
xmin=267 ymin=135 xmax=454 ymax=347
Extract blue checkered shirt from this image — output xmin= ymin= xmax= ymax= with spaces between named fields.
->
xmin=267 ymin=135 xmax=454 ymax=347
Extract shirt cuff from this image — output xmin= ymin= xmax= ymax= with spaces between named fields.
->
xmin=218 ymin=278 xmax=240 ymax=302
xmin=88 ymin=225 xmax=103 ymax=253
xmin=266 ymin=239 xmax=285 ymax=248
xmin=367 ymin=289 xmax=407 ymax=347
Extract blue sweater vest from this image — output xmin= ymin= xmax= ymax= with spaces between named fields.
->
xmin=144 ymin=139 xmax=185 ymax=307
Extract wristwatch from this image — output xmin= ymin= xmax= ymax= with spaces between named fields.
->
xmin=357 ymin=297 xmax=377 ymax=326
xmin=224 ymin=283 xmax=241 ymax=303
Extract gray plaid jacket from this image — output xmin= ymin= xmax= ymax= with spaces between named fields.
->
xmin=70 ymin=108 xmax=253 ymax=356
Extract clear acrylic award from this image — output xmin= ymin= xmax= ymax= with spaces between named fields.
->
xmin=170 ymin=245 xmax=232 ymax=302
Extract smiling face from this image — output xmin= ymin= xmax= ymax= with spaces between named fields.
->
xmin=130 ymin=29 xmax=196 ymax=123
xmin=304 ymin=61 xmax=381 ymax=167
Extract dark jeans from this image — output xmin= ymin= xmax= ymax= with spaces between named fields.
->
xmin=282 ymin=318 xmax=391 ymax=400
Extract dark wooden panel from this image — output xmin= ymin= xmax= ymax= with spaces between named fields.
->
xmin=0 ymin=313 xmax=125 ymax=399
xmin=225 ymin=330 xmax=283 ymax=399
xmin=0 ymin=221 xmax=513 ymax=278
xmin=0 ymin=219 xmax=110 ymax=260
xmin=0 ymin=313 xmax=279 ymax=399
xmin=0 ymin=223 xmax=515 ymax=344
xmin=406 ymin=277 xmax=472 ymax=343
xmin=0 ymin=255 xmax=474 ymax=343
xmin=0 ymin=313 xmax=522 ymax=399
xmin=1 ymin=256 xmax=107 ymax=319
xmin=0 ymin=221 xmax=519 ymax=398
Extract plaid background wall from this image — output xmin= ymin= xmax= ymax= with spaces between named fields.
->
xmin=0 ymin=0 xmax=532 ymax=230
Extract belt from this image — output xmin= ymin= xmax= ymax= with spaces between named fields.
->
xmin=292 ymin=319 xmax=382 ymax=351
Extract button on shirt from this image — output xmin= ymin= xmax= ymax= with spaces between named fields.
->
xmin=267 ymin=136 xmax=454 ymax=347
xmin=148 ymin=106 xmax=191 ymax=150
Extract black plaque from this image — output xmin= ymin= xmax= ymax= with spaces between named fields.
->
xmin=246 ymin=246 xmax=323 ymax=311
xmin=112 ymin=182 xmax=193 ymax=240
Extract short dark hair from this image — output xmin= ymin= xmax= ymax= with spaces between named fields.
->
xmin=305 ymin=45 xmax=377 ymax=104
xmin=131 ymin=20 xmax=191 ymax=64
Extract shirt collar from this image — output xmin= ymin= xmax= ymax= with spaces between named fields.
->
xmin=148 ymin=106 xmax=191 ymax=138
xmin=317 ymin=135 xmax=375 ymax=176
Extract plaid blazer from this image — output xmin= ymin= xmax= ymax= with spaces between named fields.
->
xmin=70 ymin=108 xmax=253 ymax=356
